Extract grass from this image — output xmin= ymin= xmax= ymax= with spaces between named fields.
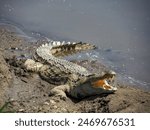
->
xmin=0 ymin=101 xmax=12 ymax=113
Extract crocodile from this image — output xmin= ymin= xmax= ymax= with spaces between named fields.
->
xmin=24 ymin=41 xmax=117 ymax=99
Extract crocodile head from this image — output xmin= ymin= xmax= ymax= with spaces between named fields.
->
xmin=91 ymin=70 xmax=117 ymax=91
xmin=71 ymin=70 xmax=117 ymax=99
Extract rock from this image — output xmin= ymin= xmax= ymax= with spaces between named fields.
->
xmin=43 ymin=102 xmax=50 ymax=105
xmin=53 ymin=105 xmax=58 ymax=109
xmin=18 ymin=109 xmax=25 ymax=112
xmin=49 ymin=99 xmax=56 ymax=104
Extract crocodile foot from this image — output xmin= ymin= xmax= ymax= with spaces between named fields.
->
xmin=49 ymin=84 xmax=70 ymax=100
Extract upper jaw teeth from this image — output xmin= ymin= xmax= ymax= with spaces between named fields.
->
xmin=106 ymin=76 xmax=115 ymax=84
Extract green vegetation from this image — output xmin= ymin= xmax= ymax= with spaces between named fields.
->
xmin=0 ymin=102 xmax=12 ymax=113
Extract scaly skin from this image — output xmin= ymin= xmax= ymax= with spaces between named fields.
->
xmin=24 ymin=41 xmax=117 ymax=99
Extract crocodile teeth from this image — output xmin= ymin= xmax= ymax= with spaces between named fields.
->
xmin=72 ymin=42 xmax=76 ymax=44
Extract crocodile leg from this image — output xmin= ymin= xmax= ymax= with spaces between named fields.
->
xmin=49 ymin=84 xmax=70 ymax=100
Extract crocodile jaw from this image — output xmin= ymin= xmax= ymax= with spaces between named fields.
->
xmin=70 ymin=75 xmax=117 ymax=99
xmin=91 ymin=74 xmax=117 ymax=91
xmin=92 ymin=79 xmax=117 ymax=91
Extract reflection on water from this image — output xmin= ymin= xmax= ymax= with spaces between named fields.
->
xmin=0 ymin=0 xmax=150 ymax=90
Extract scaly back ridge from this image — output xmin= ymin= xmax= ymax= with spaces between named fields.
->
xmin=36 ymin=41 xmax=96 ymax=76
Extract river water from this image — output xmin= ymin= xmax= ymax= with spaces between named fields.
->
xmin=0 ymin=0 xmax=150 ymax=90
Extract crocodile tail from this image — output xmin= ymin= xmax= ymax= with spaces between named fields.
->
xmin=50 ymin=41 xmax=96 ymax=57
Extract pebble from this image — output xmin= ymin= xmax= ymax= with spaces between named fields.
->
xmin=10 ymin=98 xmax=15 ymax=102
xmin=43 ymin=102 xmax=49 ymax=105
xmin=61 ymin=108 xmax=67 ymax=112
xmin=53 ymin=105 xmax=58 ymax=109
xmin=18 ymin=109 xmax=25 ymax=112
xmin=49 ymin=99 xmax=56 ymax=104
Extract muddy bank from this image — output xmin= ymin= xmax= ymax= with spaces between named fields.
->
xmin=0 ymin=27 xmax=150 ymax=113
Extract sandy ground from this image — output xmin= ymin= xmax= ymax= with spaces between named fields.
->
xmin=0 ymin=27 xmax=150 ymax=113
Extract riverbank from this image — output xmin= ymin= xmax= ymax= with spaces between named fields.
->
xmin=0 ymin=26 xmax=149 ymax=113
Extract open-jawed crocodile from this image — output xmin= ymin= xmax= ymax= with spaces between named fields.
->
xmin=24 ymin=41 xmax=117 ymax=99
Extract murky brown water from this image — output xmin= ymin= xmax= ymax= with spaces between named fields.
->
xmin=0 ymin=0 xmax=150 ymax=90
